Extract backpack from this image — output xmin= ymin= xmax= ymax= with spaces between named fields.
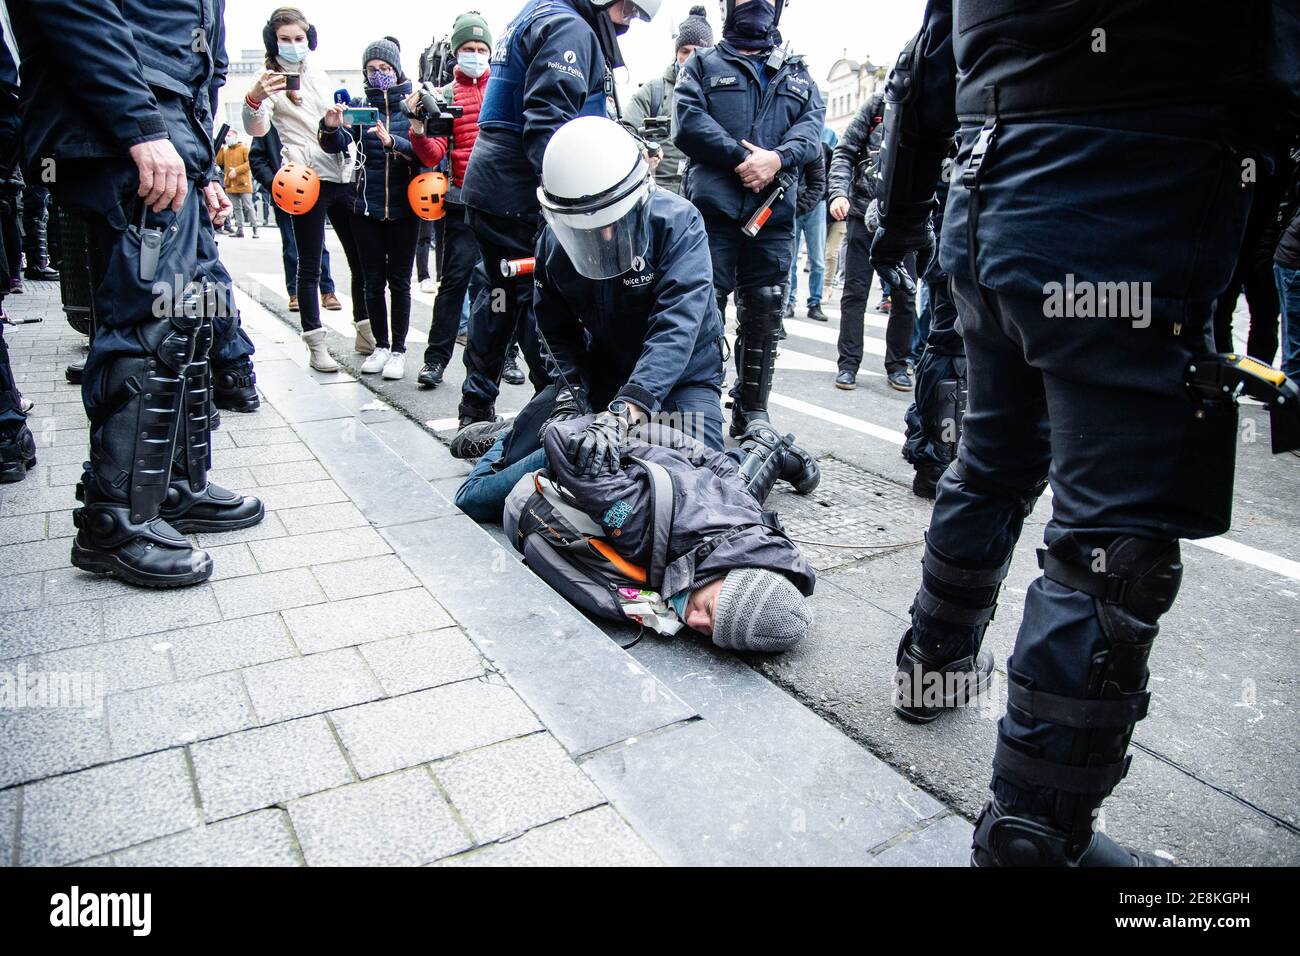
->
xmin=503 ymin=457 xmax=685 ymax=635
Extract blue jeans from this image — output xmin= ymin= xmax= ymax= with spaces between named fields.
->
xmin=909 ymin=279 xmax=932 ymax=366
xmin=786 ymin=203 xmax=827 ymax=308
xmin=454 ymin=436 xmax=546 ymax=524
xmin=273 ymin=203 xmax=334 ymax=297
xmin=1275 ymin=263 xmax=1300 ymax=382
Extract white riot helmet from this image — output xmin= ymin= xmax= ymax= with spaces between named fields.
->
xmin=591 ymin=0 xmax=662 ymax=21
xmin=538 ymin=116 xmax=655 ymax=280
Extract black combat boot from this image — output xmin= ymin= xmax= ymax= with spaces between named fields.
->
xmin=457 ymin=398 xmax=495 ymax=431
xmin=501 ymin=341 xmax=525 ymax=386
xmin=71 ymin=286 xmax=216 ymax=587
xmin=733 ymin=421 xmax=821 ymax=502
xmin=729 ymin=285 xmax=784 ymax=438
xmin=0 ymin=424 xmax=36 ymax=483
xmin=213 ymin=357 xmax=260 ymax=412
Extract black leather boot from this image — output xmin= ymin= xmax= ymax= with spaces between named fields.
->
xmin=71 ymin=289 xmax=215 ymax=587
xmin=0 ymin=424 xmax=36 ymax=483
xmin=972 ymin=800 xmax=1171 ymax=867
xmin=733 ymin=421 xmax=821 ymax=501
xmin=213 ymin=358 xmax=260 ymax=412
xmin=729 ymin=286 xmax=784 ymax=438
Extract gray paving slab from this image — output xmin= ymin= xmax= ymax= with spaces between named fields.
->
xmin=190 ymin=716 xmax=355 ymax=822
xmin=101 ymin=584 xmax=223 ymax=641
xmin=211 ymin=566 xmax=327 ymax=618
xmin=31 ymin=634 xmax=174 ymax=695
xmin=292 ymin=417 xmax=458 ymax=527
xmin=229 ymin=426 xmax=300 ymax=447
xmin=280 ymin=587 xmax=452 ymax=653
xmin=0 ymin=570 xmax=43 ymax=612
xmin=19 ymin=750 xmax=200 ymax=866
xmin=288 ymin=768 xmax=471 ymax=866
xmin=358 ymin=628 xmax=485 ymax=696
xmin=309 ymin=553 xmax=419 ymax=602
xmin=41 ymin=565 xmax=136 ymax=605
xmin=0 ymin=536 xmax=76 ymax=578
xmin=366 ymin=417 xmax=472 ymax=481
xmin=111 ymin=810 xmax=302 ymax=867
xmin=0 ymin=705 xmax=110 ymax=788
xmin=313 ymin=380 xmax=404 ymax=422
xmin=275 ymin=500 xmax=368 ymax=537
xmin=193 ymin=509 xmax=288 ymax=547
xmin=330 ymin=680 xmax=542 ymax=778
xmin=873 ymin=814 xmax=974 ymax=866
xmin=208 ymin=441 xmax=316 ymax=470
xmin=437 ymin=806 xmax=661 ymax=867
xmin=248 ymin=359 xmax=354 ymax=424
xmin=381 ymin=515 xmax=697 ymax=757
xmin=162 ymin=613 xmax=297 ymax=680
xmin=242 ymin=647 xmax=384 ymax=723
xmin=0 ymin=513 xmax=49 ymax=546
xmin=106 ymin=672 xmax=257 ymax=758
xmin=0 ymin=599 xmax=103 ymax=658
xmin=248 ymin=525 xmax=391 ymax=574
xmin=433 ymin=733 xmax=604 ymax=843
xmin=231 ymin=478 xmax=348 ymax=510
xmin=247 ymin=459 xmax=331 ymax=487
xmin=0 ymin=788 xmax=16 ymax=866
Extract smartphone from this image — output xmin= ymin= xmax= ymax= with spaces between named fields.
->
xmin=274 ymin=73 xmax=302 ymax=91
xmin=343 ymin=107 xmax=378 ymax=126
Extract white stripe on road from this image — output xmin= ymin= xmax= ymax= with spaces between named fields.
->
xmin=768 ymin=391 xmax=907 ymax=445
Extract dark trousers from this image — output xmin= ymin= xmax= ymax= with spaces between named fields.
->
xmin=273 ymin=202 xmax=334 ymax=297
xmin=350 ymin=214 xmax=419 ymax=353
xmin=424 ymin=203 xmax=477 ymax=368
xmin=702 ymin=213 xmax=791 ymax=303
xmin=1212 ymin=261 xmax=1280 ymax=364
xmin=416 ymin=218 xmax=437 ymax=283
xmin=903 ymin=273 xmax=963 ymax=471
xmin=0 ymin=189 xmax=21 ymax=279
xmin=838 ymin=216 xmax=916 ymax=373
xmin=288 ymin=180 xmax=366 ymax=333
xmin=21 ymin=183 xmax=51 ymax=260
xmin=0 ymin=323 xmax=23 ymax=430
xmin=198 ymin=218 xmax=255 ymax=371
xmin=461 ymin=207 xmax=547 ymax=414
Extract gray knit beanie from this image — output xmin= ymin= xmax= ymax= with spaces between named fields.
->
xmin=363 ymin=36 xmax=404 ymax=80
xmin=712 ymin=567 xmax=812 ymax=653
xmin=675 ymin=5 xmax=714 ymax=52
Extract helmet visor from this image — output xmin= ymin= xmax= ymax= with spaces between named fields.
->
xmin=540 ymin=155 xmax=654 ymax=281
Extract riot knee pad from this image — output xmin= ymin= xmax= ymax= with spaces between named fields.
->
xmin=730 ymin=286 xmax=786 ymax=435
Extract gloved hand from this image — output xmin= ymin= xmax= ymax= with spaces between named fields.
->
xmin=540 ymin=386 xmax=591 ymax=440
xmin=869 ymin=199 xmax=935 ymax=296
xmin=571 ymin=408 xmax=630 ymax=478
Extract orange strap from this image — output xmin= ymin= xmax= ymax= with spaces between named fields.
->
xmin=588 ymin=538 xmax=647 ymax=584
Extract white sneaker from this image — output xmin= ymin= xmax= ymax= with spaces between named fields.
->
xmin=381 ymin=351 xmax=406 ymax=380
xmin=360 ymin=347 xmax=390 ymax=374
xmin=419 ymin=278 xmax=437 ymax=294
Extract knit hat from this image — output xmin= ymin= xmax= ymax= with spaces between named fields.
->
xmin=712 ymin=567 xmax=812 ymax=653
xmin=451 ymin=11 xmax=493 ymax=54
xmin=363 ymin=36 xmax=404 ymax=79
xmin=675 ymin=5 xmax=714 ymax=51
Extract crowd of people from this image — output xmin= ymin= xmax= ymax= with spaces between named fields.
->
xmin=2 ymin=0 xmax=1297 ymax=868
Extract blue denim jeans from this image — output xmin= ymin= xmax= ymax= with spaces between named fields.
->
xmin=909 ymin=279 xmax=932 ymax=366
xmin=454 ymin=436 xmax=546 ymax=524
xmin=786 ymin=203 xmax=827 ymax=309
xmin=1276 ymin=263 xmax=1300 ymax=382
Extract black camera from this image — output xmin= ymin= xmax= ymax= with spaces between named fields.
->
xmin=400 ymin=82 xmax=464 ymax=136
xmin=638 ymin=117 xmax=670 ymax=155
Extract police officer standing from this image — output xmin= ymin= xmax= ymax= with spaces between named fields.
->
xmin=456 ymin=0 xmax=661 ymax=430
xmin=674 ymin=0 xmax=824 ymax=438
xmin=874 ymin=1 xmax=1298 ymax=865
xmin=11 ymin=0 xmax=264 ymax=587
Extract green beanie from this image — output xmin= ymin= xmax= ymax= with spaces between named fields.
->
xmin=451 ymin=11 xmax=492 ymax=54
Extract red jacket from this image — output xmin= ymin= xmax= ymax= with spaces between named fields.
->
xmin=410 ymin=66 xmax=489 ymax=188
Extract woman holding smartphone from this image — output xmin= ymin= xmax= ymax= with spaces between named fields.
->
xmin=242 ymin=6 xmax=376 ymax=371
xmin=320 ymin=38 xmax=419 ymax=380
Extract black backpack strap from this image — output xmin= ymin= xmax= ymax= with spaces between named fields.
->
xmin=629 ymin=456 xmax=674 ymax=586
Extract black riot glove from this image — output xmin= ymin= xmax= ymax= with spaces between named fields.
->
xmin=571 ymin=402 xmax=633 ymax=478
xmin=540 ymin=386 xmax=591 ymax=440
xmin=869 ymin=199 xmax=936 ymax=296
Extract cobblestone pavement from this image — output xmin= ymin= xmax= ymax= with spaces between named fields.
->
xmin=0 ymin=281 xmax=660 ymax=867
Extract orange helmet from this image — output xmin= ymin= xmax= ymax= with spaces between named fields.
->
xmin=271 ymin=163 xmax=321 ymax=215
xmin=409 ymin=171 xmax=450 ymax=221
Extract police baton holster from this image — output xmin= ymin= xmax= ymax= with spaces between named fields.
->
xmin=1186 ymin=353 xmax=1300 ymax=453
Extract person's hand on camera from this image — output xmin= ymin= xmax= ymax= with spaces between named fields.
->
xmin=202 ymin=181 xmax=232 ymax=228
xmin=869 ymin=201 xmax=935 ymax=296
xmin=572 ymin=407 xmax=631 ymax=478
xmin=540 ymin=386 xmax=591 ymax=440
xmin=830 ymin=196 xmax=851 ymax=221
xmin=323 ymin=103 xmax=347 ymax=129
xmin=248 ymin=71 xmax=287 ymax=106
xmin=372 ymin=120 xmax=394 ymax=148
xmin=130 ymin=139 xmax=188 ymax=213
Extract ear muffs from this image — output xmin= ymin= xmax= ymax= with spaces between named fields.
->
xmin=408 ymin=171 xmax=449 ymax=221
xmin=272 ymin=163 xmax=321 ymax=215
xmin=263 ymin=20 xmax=319 ymax=57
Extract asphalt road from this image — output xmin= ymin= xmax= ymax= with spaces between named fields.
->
xmin=220 ymin=224 xmax=1300 ymax=865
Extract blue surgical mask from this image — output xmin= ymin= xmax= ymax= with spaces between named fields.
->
xmin=278 ymin=40 xmax=309 ymax=63
xmin=457 ymin=51 xmax=489 ymax=78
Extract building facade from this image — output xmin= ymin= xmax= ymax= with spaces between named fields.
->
xmin=824 ymin=55 xmax=884 ymax=136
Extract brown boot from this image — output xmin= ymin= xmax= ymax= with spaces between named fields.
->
xmin=321 ymin=292 xmax=343 ymax=311
xmin=288 ymin=294 xmax=300 ymax=312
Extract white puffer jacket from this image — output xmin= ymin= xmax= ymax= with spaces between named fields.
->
xmin=242 ymin=56 xmax=356 ymax=184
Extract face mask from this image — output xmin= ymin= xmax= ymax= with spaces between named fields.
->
xmin=368 ymin=69 xmax=397 ymax=90
xmin=724 ymin=1 xmax=777 ymax=46
xmin=277 ymin=40 xmax=309 ymax=63
xmin=457 ymin=51 xmax=489 ymax=78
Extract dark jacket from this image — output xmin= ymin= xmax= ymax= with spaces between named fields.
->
xmin=1276 ymin=146 xmax=1300 ymax=270
xmin=462 ymin=0 xmax=609 ymax=221
xmin=11 ymin=0 xmax=225 ymax=182
xmin=794 ymin=147 xmax=826 ymax=218
xmin=534 ymin=190 xmax=724 ymax=414
xmin=249 ymin=126 xmax=285 ymax=193
xmin=320 ymin=82 xmax=417 ymax=220
xmin=828 ymin=91 xmax=884 ymax=219
xmin=543 ymin=417 xmax=815 ymax=601
xmin=673 ymin=40 xmax=825 ymax=230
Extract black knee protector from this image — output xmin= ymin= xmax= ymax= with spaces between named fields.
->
xmin=906 ymin=536 xmax=1012 ymax=665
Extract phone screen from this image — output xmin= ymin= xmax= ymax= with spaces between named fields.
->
xmin=344 ymin=108 xmax=378 ymax=126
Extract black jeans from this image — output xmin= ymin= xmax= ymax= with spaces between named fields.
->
xmin=424 ymin=203 xmax=477 ymax=368
xmin=350 ymin=213 xmax=419 ymax=352
xmin=288 ymin=179 xmax=366 ymax=334
xmin=416 ymin=218 xmax=436 ymax=283
xmin=461 ymin=207 xmax=547 ymax=414
xmin=273 ymin=202 xmax=334 ymax=297
xmin=837 ymin=215 xmax=916 ymax=374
